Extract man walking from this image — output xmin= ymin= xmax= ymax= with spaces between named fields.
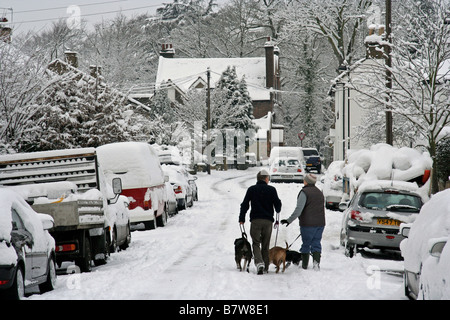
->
xmin=281 ymin=173 xmax=325 ymax=270
xmin=239 ymin=169 xmax=282 ymax=274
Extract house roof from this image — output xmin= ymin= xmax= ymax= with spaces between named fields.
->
xmin=155 ymin=56 xmax=272 ymax=101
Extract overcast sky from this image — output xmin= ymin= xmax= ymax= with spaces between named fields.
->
xmin=0 ymin=0 xmax=194 ymax=36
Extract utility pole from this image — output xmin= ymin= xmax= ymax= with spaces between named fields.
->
xmin=385 ymin=0 xmax=393 ymax=145
xmin=206 ymin=68 xmax=211 ymax=174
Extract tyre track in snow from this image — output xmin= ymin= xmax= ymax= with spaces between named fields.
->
xmin=146 ymin=169 xmax=258 ymax=299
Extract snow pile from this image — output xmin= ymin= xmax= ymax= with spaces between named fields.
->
xmin=342 ymin=144 xmax=432 ymax=200
xmin=322 ymin=160 xmax=344 ymax=200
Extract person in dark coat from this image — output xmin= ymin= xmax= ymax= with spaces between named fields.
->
xmin=239 ymin=169 xmax=282 ymax=274
xmin=281 ymin=173 xmax=325 ymax=270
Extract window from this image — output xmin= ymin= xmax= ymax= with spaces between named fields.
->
xmin=11 ymin=208 xmax=25 ymax=230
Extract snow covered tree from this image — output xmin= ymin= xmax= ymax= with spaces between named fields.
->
xmin=349 ymin=0 xmax=450 ymax=193
xmin=284 ymin=0 xmax=373 ymax=73
xmin=215 ymin=66 xmax=255 ymax=131
xmin=25 ymin=68 xmax=136 ymax=151
xmin=0 ymin=41 xmax=51 ymax=153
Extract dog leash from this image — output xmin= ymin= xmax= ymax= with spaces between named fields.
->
xmin=274 ymin=212 xmax=280 ymax=246
xmin=287 ymin=232 xmax=302 ymax=249
xmin=240 ymin=224 xmax=248 ymax=239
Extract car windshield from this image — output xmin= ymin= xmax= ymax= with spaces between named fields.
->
xmin=360 ymin=191 xmax=422 ymax=212
xmin=302 ymin=150 xmax=318 ymax=156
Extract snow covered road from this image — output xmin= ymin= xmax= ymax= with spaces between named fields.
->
xmin=27 ymin=167 xmax=407 ymax=300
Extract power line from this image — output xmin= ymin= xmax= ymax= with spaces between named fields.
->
xmin=10 ymin=3 xmax=163 ymax=25
xmin=14 ymin=0 xmax=128 ymax=14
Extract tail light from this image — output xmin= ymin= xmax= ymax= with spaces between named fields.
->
xmin=143 ymin=199 xmax=152 ymax=210
xmin=297 ymin=168 xmax=302 ymax=172
xmin=0 ymin=280 xmax=10 ymax=286
xmin=272 ymin=168 xmax=277 ymax=173
xmin=56 ymin=244 xmax=77 ymax=252
xmin=174 ymin=185 xmax=183 ymax=194
xmin=350 ymin=210 xmax=363 ymax=221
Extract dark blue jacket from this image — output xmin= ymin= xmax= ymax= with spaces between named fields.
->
xmin=239 ymin=180 xmax=282 ymax=223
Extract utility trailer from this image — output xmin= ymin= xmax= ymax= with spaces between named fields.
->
xmin=0 ymin=148 xmax=123 ymax=272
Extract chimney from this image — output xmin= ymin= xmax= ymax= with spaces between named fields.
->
xmin=65 ymin=51 xmax=78 ymax=68
xmin=160 ymin=44 xmax=175 ymax=58
xmin=265 ymin=37 xmax=275 ymax=88
xmin=0 ymin=26 xmax=11 ymax=43
xmin=365 ymin=24 xmax=385 ymax=59
xmin=90 ymin=65 xmax=102 ymax=78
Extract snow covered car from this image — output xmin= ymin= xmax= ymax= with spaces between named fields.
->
xmin=269 ymin=157 xmax=304 ymax=183
xmin=339 ymin=181 xmax=423 ymax=257
xmin=400 ymin=188 xmax=450 ymax=300
xmin=164 ymin=175 xmax=178 ymax=216
xmin=162 ymin=165 xmax=194 ymax=210
xmin=0 ymin=189 xmax=56 ymax=299
xmin=322 ymin=160 xmax=344 ymax=210
xmin=97 ymin=142 xmax=168 ymax=230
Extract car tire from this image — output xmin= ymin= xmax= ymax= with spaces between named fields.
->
xmin=76 ymin=236 xmax=92 ymax=272
xmin=156 ymin=206 xmax=168 ymax=227
xmin=119 ymin=224 xmax=131 ymax=251
xmin=2 ymin=266 xmax=25 ymax=300
xmin=39 ymin=256 xmax=57 ymax=293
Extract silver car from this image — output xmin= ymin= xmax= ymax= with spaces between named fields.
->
xmin=340 ymin=182 xmax=423 ymax=257
xmin=269 ymin=157 xmax=305 ymax=183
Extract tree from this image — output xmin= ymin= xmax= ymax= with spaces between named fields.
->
xmin=0 ymin=41 xmax=51 ymax=153
xmin=349 ymin=0 xmax=450 ymax=193
xmin=285 ymin=0 xmax=373 ymax=73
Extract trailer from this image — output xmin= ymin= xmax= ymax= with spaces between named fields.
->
xmin=0 ymin=148 xmax=127 ymax=272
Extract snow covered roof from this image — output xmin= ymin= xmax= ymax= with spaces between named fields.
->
xmin=156 ymin=56 xmax=271 ymax=101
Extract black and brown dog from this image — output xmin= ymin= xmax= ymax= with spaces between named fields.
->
xmin=285 ymin=250 xmax=302 ymax=267
xmin=234 ymin=233 xmax=252 ymax=272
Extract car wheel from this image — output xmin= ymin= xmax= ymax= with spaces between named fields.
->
xmin=76 ymin=236 xmax=92 ymax=272
xmin=39 ymin=257 xmax=57 ymax=293
xmin=119 ymin=224 xmax=131 ymax=251
xmin=110 ymin=227 xmax=118 ymax=253
xmin=156 ymin=206 xmax=168 ymax=227
xmin=2 ymin=266 xmax=25 ymax=300
xmin=344 ymin=242 xmax=355 ymax=258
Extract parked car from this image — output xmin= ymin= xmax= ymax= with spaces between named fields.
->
xmin=339 ymin=181 xmax=423 ymax=257
xmin=400 ymin=188 xmax=450 ymax=300
xmin=164 ymin=175 xmax=178 ymax=216
xmin=97 ymin=142 xmax=168 ymax=230
xmin=0 ymin=189 xmax=56 ymax=299
xmin=301 ymin=147 xmax=322 ymax=173
xmin=269 ymin=157 xmax=305 ymax=183
xmin=162 ymin=165 xmax=194 ymax=210
xmin=322 ymin=161 xmax=345 ymax=210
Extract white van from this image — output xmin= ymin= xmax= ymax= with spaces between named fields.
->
xmin=269 ymin=146 xmax=305 ymax=165
xmin=97 ymin=142 xmax=168 ymax=229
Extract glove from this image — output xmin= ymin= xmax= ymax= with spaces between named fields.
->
xmin=281 ymin=219 xmax=289 ymax=226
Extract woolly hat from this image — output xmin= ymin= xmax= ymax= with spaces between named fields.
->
xmin=304 ymin=173 xmax=317 ymax=185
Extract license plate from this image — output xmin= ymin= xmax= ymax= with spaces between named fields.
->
xmin=284 ymin=175 xmax=293 ymax=178
xmin=306 ymin=164 xmax=312 ymax=166
xmin=377 ymin=218 xmax=401 ymax=226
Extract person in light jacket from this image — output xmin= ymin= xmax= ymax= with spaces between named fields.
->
xmin=239 ymin=169 xmax=282 ymax=274
xmin=281 ymin=173 xmax=325 ymax=270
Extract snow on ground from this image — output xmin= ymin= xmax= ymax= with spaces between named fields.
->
xmin=27 ymin=167 xmax=406 ymax=300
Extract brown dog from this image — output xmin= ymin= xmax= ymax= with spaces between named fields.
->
xmin=269 ymin=241 xmax=288 ymax=273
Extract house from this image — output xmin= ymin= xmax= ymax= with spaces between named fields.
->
xmin=329 ymin=24 xmax=386 ymax=161
xmin=142 ymin=38 xmax=284 ymax=159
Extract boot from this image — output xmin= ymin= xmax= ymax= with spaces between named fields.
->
xmin=301 ymin=253 xmax=309 ymax=270
xmin=312 ymin=252 xmax=321 ymax=271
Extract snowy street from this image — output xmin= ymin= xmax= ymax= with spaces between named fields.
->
xmin=27 ymin=167 xmax=407 ymax=301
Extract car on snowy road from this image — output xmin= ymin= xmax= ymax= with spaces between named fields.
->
xmin=269 ymin=157 xmax=305 ymax=183
xmin=162 ymin=165 xmax=194 ymax=210
xmin=339 ymin=181 xmax=423 ymax=257
xmin=400 ymin=188 xmax=450 ymax=300
xmin=0 ymin=189 xmax=57 ymax=299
